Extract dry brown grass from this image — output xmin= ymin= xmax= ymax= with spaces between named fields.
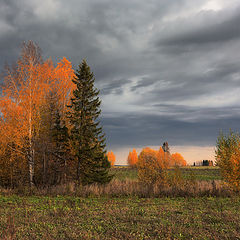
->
xmin=0 ymin=179 xmax=235 ymax=198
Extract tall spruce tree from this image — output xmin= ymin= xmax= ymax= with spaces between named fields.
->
xmin=67 ymin=60 xmax=112 ymax=184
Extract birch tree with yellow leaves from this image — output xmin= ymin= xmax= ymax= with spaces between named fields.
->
xmin=0 ymin=41 xmax=74 ymax=187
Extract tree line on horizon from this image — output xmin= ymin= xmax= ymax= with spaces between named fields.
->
xmin=107 ymin=144 xmax=187 ymax=167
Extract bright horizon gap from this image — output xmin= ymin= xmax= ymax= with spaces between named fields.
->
xmin=111 ymin=145 xmax=215 ymax=166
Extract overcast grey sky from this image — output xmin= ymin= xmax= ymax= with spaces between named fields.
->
xmin=1 ymin=0 xmax=240 ymax=164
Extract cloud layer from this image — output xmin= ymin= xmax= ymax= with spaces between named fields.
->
xmin=1 ymin=0 xmax=240 ymax=156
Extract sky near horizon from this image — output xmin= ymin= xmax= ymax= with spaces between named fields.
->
xmin=0 ymin=0 xmax=240 ymax=164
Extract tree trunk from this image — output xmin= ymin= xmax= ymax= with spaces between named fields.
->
xmin=64 ymin=159 xmax=67 ymax=183
xmin=43 ymin=149 xmax=46 ymax=185
xmin=28 ymin=148 xmax=35 ymax=188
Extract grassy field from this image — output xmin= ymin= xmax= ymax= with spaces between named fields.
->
xmin=110 ymin=166 xmax=222 ymax=181
xmin=1 ymin=195 xmax=240 ymax=239
xmin=1 ymin=166 xmax=239 ymax=240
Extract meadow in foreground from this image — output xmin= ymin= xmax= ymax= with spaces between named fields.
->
xmin=1 ymin=167 xmax=239 ymax=240
xmin=1 ymin=195 xmax=240 ymax=240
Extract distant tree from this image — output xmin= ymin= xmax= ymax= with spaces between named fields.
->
xmin=137 ymin=147 xmax=167 ymax=185
xmin=127 ymin=149 xmax=138 ymax=167
xmin=171 ymin=153 xmax=187 ymax=167
xmin=157 ymin=147 xmax=170 ymax=168
xmin=215 ymin=131 xmax=240 ymax=190
xmin=202 ymin=160 xmax=208 ymax=166
xmin=162 ymin=142 xmax=170 ymax=153
xmin=202 ymin=160 xmax=213 ymax=166
xmin=107 ymin=151 xmax=116 ymax=167
xmin=67 ymin=60 xmax=112 ymax=184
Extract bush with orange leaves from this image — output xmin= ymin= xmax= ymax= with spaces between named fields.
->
xmin=216 ymin=131 xmax=240 ymax=191
xmin=127 ymin=149 xmax=138 ymax=167
xmin=137 ymin=147 xmax=168 ymax=185
xmin=107 ymin=151 xmax=116 ymax=167
xmin=171 ymin=153 xmax=187 ymax=167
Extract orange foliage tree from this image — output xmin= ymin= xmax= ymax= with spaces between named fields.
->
xmin=227 ymin=149 xmax=240 ymax=190
xmin=216 ymin=131 xmax=240 ymax=190
xmin=127 ymin=149 xmax=138 ymax=167
xmin=171 ymin=153 xmax=187 ymax=167
xmin=137 ymin=147 xmax=167 ymax=184
xmin=107 ymin=151 xmax=116 ymax=167
xmin=157 ymin=147 xmax=171 ymax=168
xmin=0 ymin=41 xmax=75 ymax=187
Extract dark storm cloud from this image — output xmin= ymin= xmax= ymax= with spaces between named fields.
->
xmin=147 ymin=67 xmax=240 ymax=103
xmin=1 ymin=0 xmax=240 ymax=148
xmin=101 ymin=78 xmax=131 ymax=95
xmin=131 ymin=76 xmax=158 ymax=92
xmin=159 ymin=6 xmax=240 ymax=46
xmin=103 ymin=106 xmax=240 ymax=148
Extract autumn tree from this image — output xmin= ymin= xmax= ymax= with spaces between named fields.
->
xmin=0 ymin=41 xmax=74 ymax=187
xmin=36 ymin=58 xmax=74 ymax=185
xmin=137 ymin=147 xmax=167 ymax=185
xmin=202 ymin=160 xmax=213 ymax=166
xmin=127 ymin=149 xmax=138 ymax=167
xmin=0 ymin=41 xmax=48 ymax=187
xmin=107 ymin=151 xmax=116 ymax=167
xmin=171 ymin=153 xmax=187 ymax=167
xmin=67 ymin=60 xmax=112 ymax=184
xmin=162 ymin=142 xmax=169 ymax=153
xmin=0 ymin=138 xmax=27 ymax=187
xmin=158 ymin=147 xmax=171 ymax=168
xmin=215 ymin=131 xmax=240 ymax=190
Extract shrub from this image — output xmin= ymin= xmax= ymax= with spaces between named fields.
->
xmin=215 ymin=131 xmax=240 ymax=190
xmin=137 ymin=147 xmax=167 ymax=185
xmin=168 ymin=166 xmax=184 ymax=187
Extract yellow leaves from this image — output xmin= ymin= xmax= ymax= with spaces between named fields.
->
xmin=171 ymin=153 xmax=187 ymax=167
xmin=0 ymin=42 xmax=74 ymax=152
xmin=107 ymin=151 xmax=116 ymax=167
xmin=226 ymin=147 xmax=240 ymax=190
xmin=0 ymin=41 xmax=76 ymax=186
xmin=53 ymin=57 xmax=75 ymax=115
xmin=216 ymin=131 xmax=240 ymax=191
xmin=137 ymin=147 xmax=167 ymax=184
xmin=136 ymin=146 xmax=187 ymax=185
xmin=157 ymin=147 xmax=170 ymax=169
xmin=127 ymin=149 xmax=138 ymax=167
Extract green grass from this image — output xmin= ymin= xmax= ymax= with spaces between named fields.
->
xmin=110 ymin=166 xmax=222 ymax=181
xmin=180 ymin=166 xmax=222 ymax=181
xmin=0 ymin=167 xmax=237 ymax=239
xmin=1 ymin=195 xmax=240 ymax=239
xmin=110 ymin=167 xmax=138 ymax=180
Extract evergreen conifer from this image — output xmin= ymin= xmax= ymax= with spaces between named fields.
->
xmin=67 ymin=60 xmax=112 ymax=184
